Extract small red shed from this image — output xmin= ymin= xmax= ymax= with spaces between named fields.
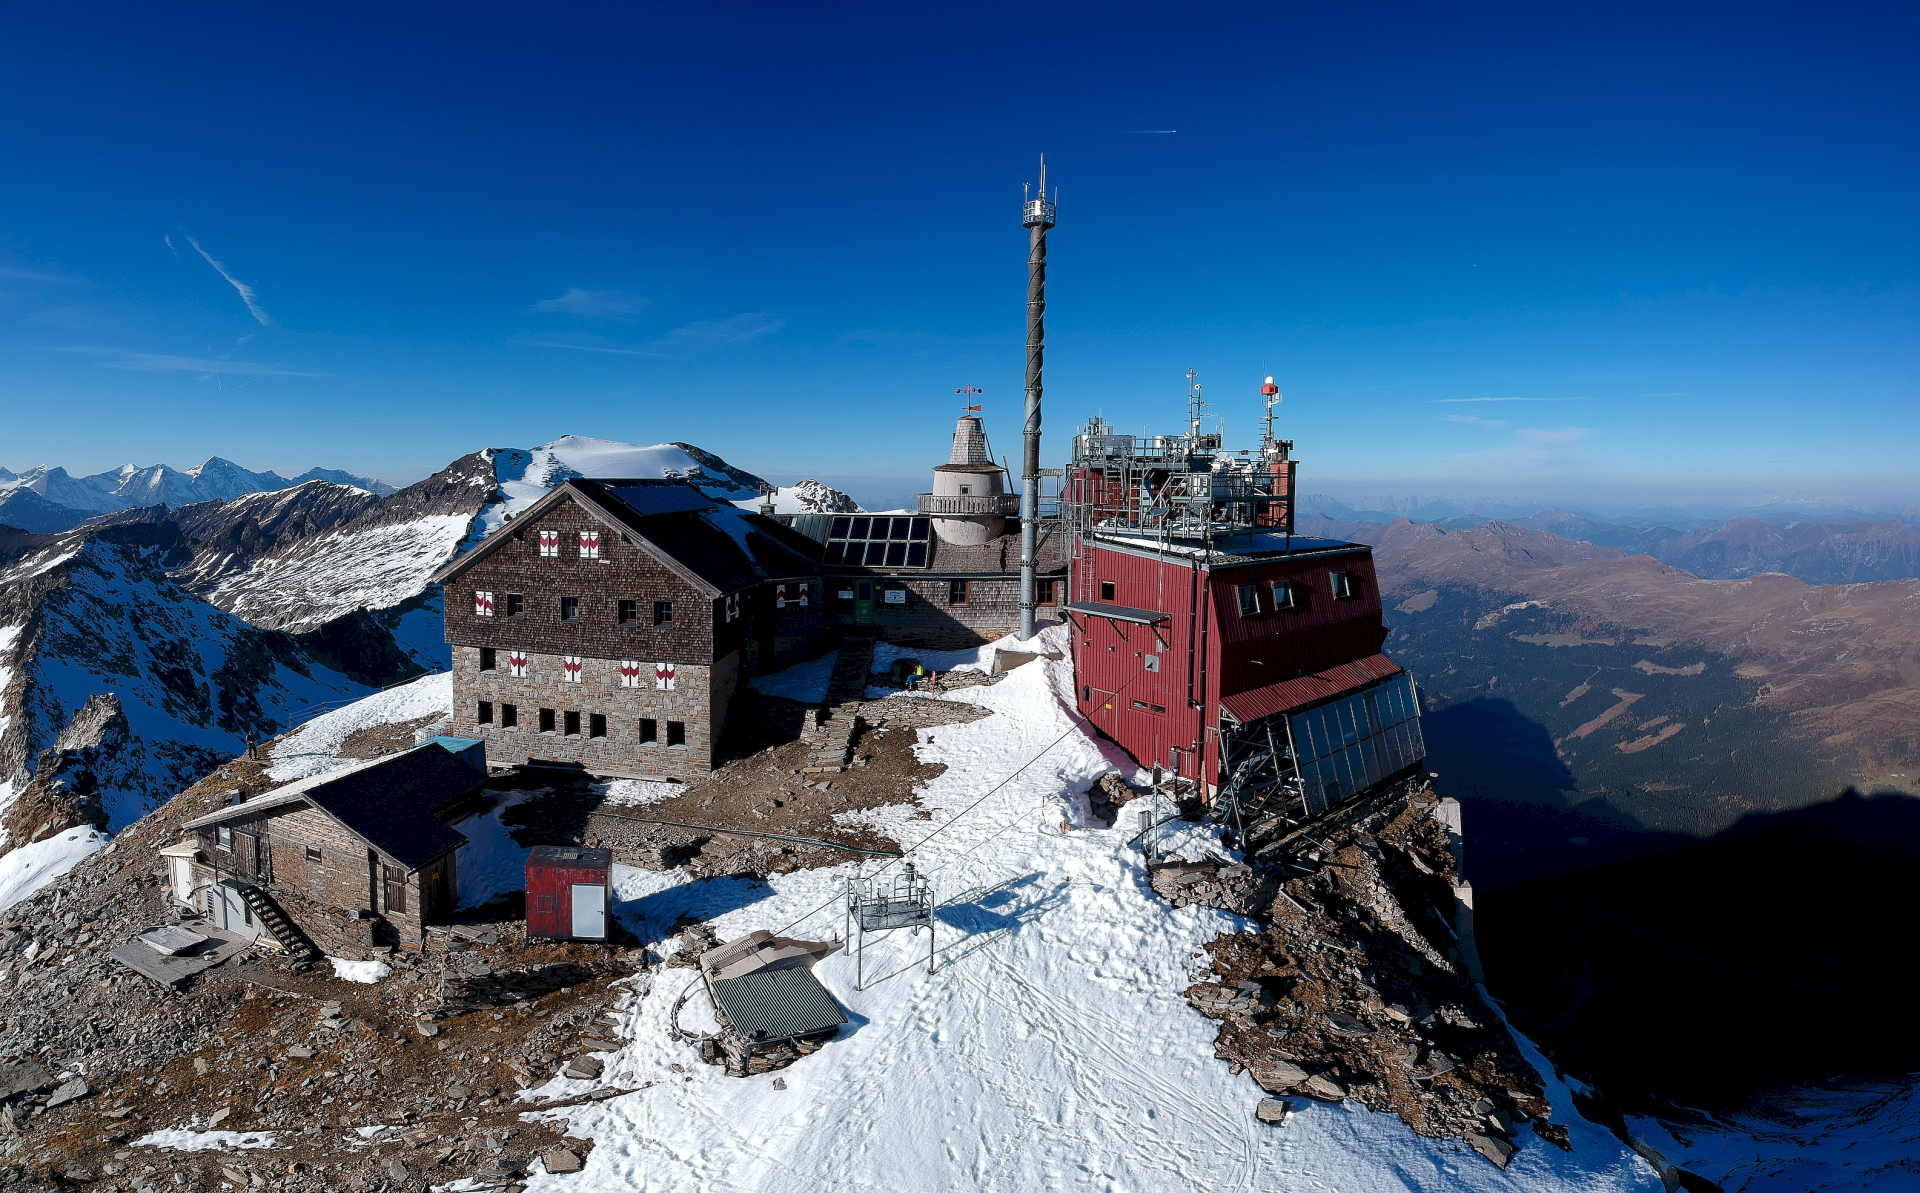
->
xmin=526 ymin=846 xmax=612 ymax=941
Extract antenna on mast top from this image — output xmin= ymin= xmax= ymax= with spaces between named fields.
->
xmin=1260 ymin=375 xmax=1282 ymax=455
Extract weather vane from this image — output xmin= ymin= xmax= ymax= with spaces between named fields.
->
xmin=956 ymin=384 xmax=983 ymax=412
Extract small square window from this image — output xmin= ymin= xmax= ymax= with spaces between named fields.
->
xmin=618 ymin=599 xmax=638 ymax=625
xmin=949 ymin=579 xmax=970 ymax=606
xmin=564 ymin=710 xmax=581 ymax=737
xmin=958 ymin=484 xmax=971 ymax=496
xmin=639 ymin=718 xmax=658 ymax=744
xmin=501 ymin=703 xmax=518 ymax=728
xmin=654 ymin=600 xmax=673 ymax=626
xmin=561 ymin=595 xmax=581 ymax=620
xmin=1272 ymin=581 xmax=1297 ymax=610
xmin=1331 ymin=571 xmax=1359 ymax=600
xmin=667 ymin=720 xmax=686 ymax=747
xmin=305 ymin=845 xmax=322 ymax=863
xmin=479 ymin=647 xmax=497 ymax=672
xmin=539 ymin=707 xmax=557 ymax=734
xmin=477 ymin=700 xmax=494 ymax=725
xmin=506 ymin=592 xmax=524 ymax=617
xmin=1236 ymin=583 xmax=1263 ymax=617
xmin=1036 ymin=578 xmax=1058 ymax=606
xmin=589 ymin=713 xmax=607 ymax=739
xmin=1100 ymin=580 xmax=1116 ymax=602
xmin=216 ymin=825 xmax=232 ymax=850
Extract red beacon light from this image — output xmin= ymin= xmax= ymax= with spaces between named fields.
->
xmin=1260 ymin=375 xmax=1280 ymax=397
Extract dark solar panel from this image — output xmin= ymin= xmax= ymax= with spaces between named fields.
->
xmin=603 ymin=484 xmax=714 ymax=517
xmin=826 ymin=511 xmax=932 ymax=568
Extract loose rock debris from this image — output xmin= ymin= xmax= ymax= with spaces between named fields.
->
xmin=1160 ymin=781 xmax=1561 ymax=1167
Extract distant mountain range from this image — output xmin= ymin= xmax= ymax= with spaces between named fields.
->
xmin=0 ymin=457 xmax=398 ymax=533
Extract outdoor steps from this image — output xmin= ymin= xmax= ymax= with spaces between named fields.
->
xmin=238 ymin=883 xmax=319 ymax=963
xmin=803 ymin=704 xmax=863 ymax=773
xmin=824 ymin=638 xmax=878 ymax=706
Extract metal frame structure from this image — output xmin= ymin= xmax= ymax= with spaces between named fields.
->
xmin=845 ymin=862 xmax=935 ymax=990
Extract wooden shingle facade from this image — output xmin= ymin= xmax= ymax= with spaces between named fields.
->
xmin=432 ymin=479 xmax=827 ymax=778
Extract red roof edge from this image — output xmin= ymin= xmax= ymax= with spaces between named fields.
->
xmin=1218 ymin=653 xmax=1404 ymax=724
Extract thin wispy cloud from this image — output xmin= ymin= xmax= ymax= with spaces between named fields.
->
xmin=1445 ymin=426 xmax=1594 ymax=471
xmin=1437 ymin=396 xmax=1587 ymax=403
xmin=185 ymin=236 xmax=273 ymax=325
xmin=106 ymin=353 xmax=319 ymax=376
xmin=517 ymin=312 xmax=786 ymax=358
xmin=0 ymin=265 xmax=81 ymax=284
xmin=1442 ymin=414 xmax=1508 ymax=427
xmin=532 ymin=288 xmax=650 ymax=318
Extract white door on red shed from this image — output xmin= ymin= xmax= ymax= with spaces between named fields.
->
xmin=570 ymin=883 xmax=606 ymax=938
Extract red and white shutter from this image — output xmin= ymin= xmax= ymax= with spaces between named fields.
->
xmin=579 ymin=530 xmax=601 ymax=559
xmin=797 ymin=582 xmax=809 ymax=607
xmin=474 ymin=590 xmax=494 ymax=617
xmin=508 ymin=650 xmax=529 ymax=678
xmin=618 ymin=660 xmax=642 ymax=688
xmin=775 ymin=583 xmax=788 ymax=609
xmin=655 ymin=662 xmax=676 ymax=691
xmin=562 ymin=655 xmax=583 ymax=683
xmin=725 ymin=593 xmax=740 ymax=622
xmin=538 ymin=529 xmax=560 ymax=557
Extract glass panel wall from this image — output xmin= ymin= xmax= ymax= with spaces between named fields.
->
xmin=1287 ymin=673 xmax=1426 ymax=814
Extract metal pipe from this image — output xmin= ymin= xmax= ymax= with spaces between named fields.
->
xmin=1019 ymin=155 xmax=1056 ymax=641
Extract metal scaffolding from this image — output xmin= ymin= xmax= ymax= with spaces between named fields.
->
xmin=845 ymin=862 xmax=935 ymax=990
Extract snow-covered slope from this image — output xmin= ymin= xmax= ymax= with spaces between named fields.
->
xmin=0 ymin=523 xmax=369 ymax=848
xmin=729 ymin=478 xmax=863 ymax=515
xmin=192 ymin=437 xmax=776 ymax=653
xmin=493 ymin=630 xmax=1663 ymax=1190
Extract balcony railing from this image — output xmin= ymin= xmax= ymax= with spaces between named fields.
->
xmin=917 ymin=493 xmax=1023 ymax=516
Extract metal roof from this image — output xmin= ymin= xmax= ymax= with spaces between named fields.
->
xmin=1063 ymin=600 xmax=1171 ymax=625
xmin=1217 ymin=653 xmax=1405 ymax=724
xmin=709 ymin=967 xmax=848 ymax=1042
xmin=602 ymin=482 xmax=715 ymax=518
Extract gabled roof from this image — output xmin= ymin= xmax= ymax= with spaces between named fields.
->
xmin=183 ymin=745 xmax=482 ymax=870
xmin=429 ymin=478 xmax=822 ymax=596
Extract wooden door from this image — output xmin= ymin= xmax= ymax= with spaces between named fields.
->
xmin=232 ymin=831 xmax=258 ymax=879
xmin=855 ymin=580 xmax=874 ymax=625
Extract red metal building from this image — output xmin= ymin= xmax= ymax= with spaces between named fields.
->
xmin=526 ymin=846 xmax=612 ymax=941
xmin=1060 ymin=385 xmax=1427 ymax=831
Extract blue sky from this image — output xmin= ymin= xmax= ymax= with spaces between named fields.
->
xmin=2 ymin=3 xmax=1915 ymax=511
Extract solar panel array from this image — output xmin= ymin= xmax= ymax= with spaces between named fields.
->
xmin=825 ymin=515 xmax=932 ymax=567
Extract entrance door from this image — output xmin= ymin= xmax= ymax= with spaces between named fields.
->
xmin=570 ymin=884 xmax=606 ymax=938
xmin=855 ymin=580 xmax=874 ymax=625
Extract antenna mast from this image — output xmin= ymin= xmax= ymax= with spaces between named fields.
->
xmin=1018 ymin=154 xmax=1057 ymax=641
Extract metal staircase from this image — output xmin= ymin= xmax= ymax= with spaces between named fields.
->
xmin=237 ymin=882 xmax=319 ymax=964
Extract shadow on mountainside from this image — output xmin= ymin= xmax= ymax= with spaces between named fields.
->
xmin=1420 ymin=696 xmax=1699 ymax=891
xmin=1479 ymin=789 xmax=1920 ymax=1115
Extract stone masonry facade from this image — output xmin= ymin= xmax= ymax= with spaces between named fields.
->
xmin=445 ymin=644 xmax=737 ymax=780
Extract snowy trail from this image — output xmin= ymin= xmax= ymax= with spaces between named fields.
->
xmin=528 ymin=631 xmax=1662 ymax=1192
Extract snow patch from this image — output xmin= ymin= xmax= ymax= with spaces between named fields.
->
xmin=599 ymin=779 xmax=680 ymax=809
xmin=746 ymin=651 xmax=838 ymax=703
xmin=0 ymin=827 xmax=109 ymax=913
xmin=328 ymin=957 xmax=391 ymax=984
xmin=132 ymin=1129 xmax=278 ymax=1152
xmin=270 ymin=672 xmax=453 ymax=781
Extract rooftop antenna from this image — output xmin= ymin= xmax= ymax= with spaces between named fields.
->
xmin=1018 ymin=154 xmax=1057 ymax=642
xmin=1260 ymin=375 xmax=1281 ymax=455
xmin=1186 ymin=368 xmax=1209 ymax=442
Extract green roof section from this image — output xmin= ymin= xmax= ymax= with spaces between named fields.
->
xmin=710 ymin=967 xmax=848 ymax=1042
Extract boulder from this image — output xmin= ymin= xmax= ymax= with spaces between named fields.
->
xmin=1464 ymin=1130 xmax=1513 ymax=1170
xmin=0 ymin=1062 xmax=53 ymax=1100
xmin=541 ymin=1149 xmax=584 ymax=1175
xmin=1300 ymin=1075 xmax=1347 ymax=1102
xmin=45 ymin=1078 xmax=89 ymax=1108
xmin=1254 ymin=1098 xmax=1290 ymax=1125
xmin=564 ymin=1056 xmax=604 ymax=1081
xmin=1251 ymin=1060 xmax=1309 ymax=1093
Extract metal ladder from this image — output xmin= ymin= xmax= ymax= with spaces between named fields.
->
xmin=237 ymin=882 xmax=319 ymax=964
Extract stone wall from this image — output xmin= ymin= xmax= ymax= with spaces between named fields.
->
xmin=445 ymin=645 xmax=732 ymax=778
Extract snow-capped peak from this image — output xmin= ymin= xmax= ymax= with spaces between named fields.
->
xmin=732 ymin=478 xmax=864 ymax=514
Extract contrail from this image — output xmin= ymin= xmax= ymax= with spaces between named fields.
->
xmin=187 ymin=236 xmax=273 ymax=326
